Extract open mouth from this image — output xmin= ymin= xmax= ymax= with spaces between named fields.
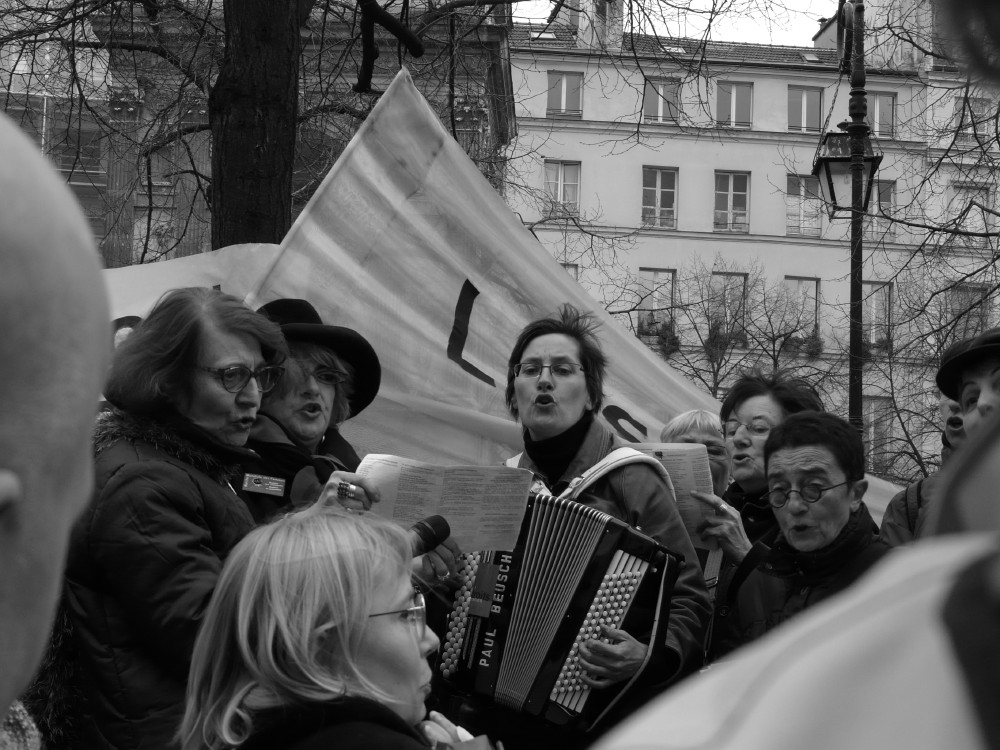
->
xmin=535 ymin=395 xmax=555 ymax=406
xmin=301 ymin=403 xmax=322 ymax=416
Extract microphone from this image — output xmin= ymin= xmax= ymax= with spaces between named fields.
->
xmin=409 ymin=515 xmax=451 ymax=557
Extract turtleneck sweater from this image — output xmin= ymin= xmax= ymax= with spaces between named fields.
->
xmin=521 ymin=410 xmax=594 ymax=491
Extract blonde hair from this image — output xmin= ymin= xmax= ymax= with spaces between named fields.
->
xmin=180 ymin=506 xmax=412 ymax=750
xmin=263 ymin=341 xmax=355 ymax=427
xmin=660 ymin=409 xmax=724 ymax=443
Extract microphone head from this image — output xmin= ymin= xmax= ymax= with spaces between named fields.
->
xmin=411 ymin=514 xmax=451 ymax=556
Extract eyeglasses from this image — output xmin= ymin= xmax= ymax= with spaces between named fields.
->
xmin=300 ymin=366 xmax=348 ymax=387
xmin=369 ymin=590 xmax=426 ymax=636
xmin=197 ymin=364 xmax=284 ymax=394
xmin=723 ymin=419 xmax=772 ymax=440
xmin=512 ymin=362 xmax=584 ymax=379
xmin=767 ymin=480 xmax=853 ymax=508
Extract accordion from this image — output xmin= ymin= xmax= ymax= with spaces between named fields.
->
xmin=438 ymin=492 xmax=680 ymax=731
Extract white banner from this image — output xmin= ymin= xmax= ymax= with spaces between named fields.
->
xmin=107 ymin=69 xmax=717 ymax=466
xmin=103 ymin=69 xmax=896 ymax=516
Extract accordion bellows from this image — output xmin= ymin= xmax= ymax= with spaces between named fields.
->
xmin=439 ymin=493 xmax=680 ymax=731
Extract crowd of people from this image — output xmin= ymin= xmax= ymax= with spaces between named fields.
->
xmin=2 ymin=1 xmax=999 ymax=748
xmin=7 ymin=279 xmax=992 ymax=750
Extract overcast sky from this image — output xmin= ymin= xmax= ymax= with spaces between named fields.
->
xmin=511 ymin=0 xmax=833 ymax=48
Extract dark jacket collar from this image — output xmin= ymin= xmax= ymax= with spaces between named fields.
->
xmin=95 ymin=407 xmax=257 ymax=482
xmin=723 ymin=483 xmax=778 ymax=544
xmin=769 ymin=503 xmax=882 ymax=581
xmin=239 ymin=696 xmax=429 ymax=750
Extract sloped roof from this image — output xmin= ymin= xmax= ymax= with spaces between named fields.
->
xmin=510 ymin=23 xmax=842 ymax=69
xmin=509 ymin=23 xmax=579 ymax=49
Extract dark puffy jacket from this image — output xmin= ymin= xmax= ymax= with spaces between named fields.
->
xmin=712 ymin=502 xmax=890 ymax=657
xmin=238 ymin=697 xmax=432 ymax=750
xmin=62 ymin=408 xmax=256 ymax=750
xmin=240 ymin=414 xmax=354 ymax=524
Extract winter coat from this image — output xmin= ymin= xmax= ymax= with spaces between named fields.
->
xmin=511 ymin=417 xmax=711 ymax=685
xmin=439 ymin=418 xmax=710 ymax=750
xmin=238 ymin=697 xmax=431 ymax=750
xmin=704 ymin=484 xmax=779 ymax=662
xmin=878 ymin=472 xmax=943 ymax=547
xmin=711 ymin=502 xmax=890 ymax=657
xmin=240 ymin=414 xmax=355 ymax=523
xmin=62 ymin=408 xmax=257 ymax=750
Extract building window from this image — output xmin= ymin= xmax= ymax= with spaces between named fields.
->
xmin=50 ymin=102 xmax=107 ymax=183
xmin=955 ymin=95 xmax=992 ymax=145
xmin=641 ymin=167 xmax=677 ymax=228
xmin=709 ymin=271 xmax=748 ymax=337
xmin=785 ymin=175 xmax=821 ymax=236
xmin=643 ymin=79 xmax=680 ymax=123
xmin=866 ymin=92 xmax=895 ymax=138
xmin=862 ymin=281 xmax=892 ymax=353
xmin=788 ymin=87 xmax=822 ymax=133
xmin=544 ymin=160 xmax=581 ymax=215
xmin=547 ymin=72 xmax=583 ymax=118
xmin=717 ymin=82 xmax=752 ymax=128
xmin=950 ymin=184 xmax=991 ymax=248
xmin=946 ymin=282 xmax=990 ymax=339
xmin=561 ymin=262 xmax=580 ymax=280
xmin=865 ymin=180 xmax=895 ymax=240
xmin=637 ymin=267 xmax=675 ymax=333
xmin=863 ymin=395 xmax=893 ymax=474
xmin=784 ymin=276 xmax=821 ymax=329
xmin=714 ymin=172 xmax=749 ymax=232
xmin=132 ymin=186 xmax=176 ymax=262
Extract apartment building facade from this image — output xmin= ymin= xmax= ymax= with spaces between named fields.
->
xmin=505 ymin=3 xmax=999 ymax=482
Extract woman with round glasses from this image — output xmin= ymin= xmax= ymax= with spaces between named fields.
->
xmin=181 ymin=507 xmax=479 ymax=750
xmin=443 ymin=305 xmax=709 ymax=747
xmin=709 ymin=411 xmax=888 ymax=657
xmin=240 ymin=299 xmax=383 ymax=522
xmin=60 ymin=287 xmax=287 ymax=750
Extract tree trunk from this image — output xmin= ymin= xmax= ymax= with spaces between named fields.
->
xmin=209 ymin=0 xmax=311 ymax=249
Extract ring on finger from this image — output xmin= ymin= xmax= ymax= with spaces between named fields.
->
xmin=337 ymin=481 xmax=357 ymax=500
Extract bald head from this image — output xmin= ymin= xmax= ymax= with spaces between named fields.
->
xmin=0 ymin=113 xmax=110 ymax=712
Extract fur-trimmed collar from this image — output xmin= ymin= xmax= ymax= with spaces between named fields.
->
xmin=94 ymin=407 xmax=257 ymax=483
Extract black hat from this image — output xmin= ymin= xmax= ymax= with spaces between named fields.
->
xmin=257 ymin=299 xmax=381 ymax=418
xmin=935 ymin=328 xmax=1000 ymax=401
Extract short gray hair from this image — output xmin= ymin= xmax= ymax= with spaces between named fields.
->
xmin=660 ymin=409 xmax=724 ymax=443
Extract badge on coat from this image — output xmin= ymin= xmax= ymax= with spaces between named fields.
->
xmin=242 ymin=473 xmax=286 ymax=497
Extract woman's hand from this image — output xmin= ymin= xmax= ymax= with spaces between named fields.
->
xmin=317 ymin=471 xmax=381 ymax=512
xmin=576 ymin=626 xmax=647 ymax=688
xmin=419 ymin=710 xmax=474 ymax=745
xmin=691 ymin=490 xmax=752 ymax=562
xmin=414 ymin=537 xmax=463 ymax=582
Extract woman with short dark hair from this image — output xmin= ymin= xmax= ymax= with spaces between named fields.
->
xmin=448 ymin=304 xmax=709 ymax=748
xmin=62 ymin=287 xmax=287 ymax=750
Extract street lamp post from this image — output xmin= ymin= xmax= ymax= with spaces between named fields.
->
xmin=812 ymin=0 xmax=883 ymax=434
